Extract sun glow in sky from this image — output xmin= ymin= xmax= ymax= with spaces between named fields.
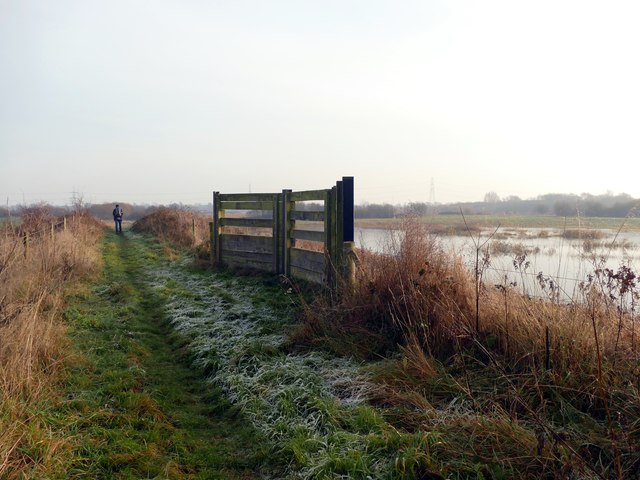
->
xmin=2 ymin=0 xmax=640 ymax=206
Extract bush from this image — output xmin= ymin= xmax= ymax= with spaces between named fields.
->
xmin=132 ymin=207 xmax=210 ymax=249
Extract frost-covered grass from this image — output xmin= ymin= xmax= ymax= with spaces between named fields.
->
xmin=144 ymin=255 xmax=441 ymax=479
xmin=59 ymin=231 xmax=269 ymax=479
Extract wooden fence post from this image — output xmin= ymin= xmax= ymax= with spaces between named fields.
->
xmin=272 ymin=194 xmax=280 ymax=274
xmin=63 ymin=217 xmax=67 ymax=232
xmin=282 ymin=189 xmax=292 ymax=277
xmin=192 ymin=218 xmax=196 ymax=245
xmin=325 ymin=187 xmax=340 ymax=290
xmin=50 ymin=223 xmax=55 ymax=243
xmin=336 ymin=180 xmax=344 ymax=279
xmin=213 ymin=192 xmax=220 ymax=265
xmin=209 ymin=221 xmax=215 ymax=265
xmin=24 ymin=232 xmax=30 ymax=259
xmin=341 ymin=176 xmax=355 ymax=289
xmin=324 ymin=188 xmax=332 ymax=288
xmin=341 ymin=176 xmax=354 ymax=243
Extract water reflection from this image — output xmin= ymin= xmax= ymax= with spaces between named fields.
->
xmin=355 ymin=227 xmax=640 ymax=302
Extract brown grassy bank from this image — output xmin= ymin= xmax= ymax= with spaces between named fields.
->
xmin=0 ymin=208 xmax=103 ymax=478
xmin=295 ymin=218 xmax=640 ymax=478
xmin=132 ymin=206 xmax=212 ymax=262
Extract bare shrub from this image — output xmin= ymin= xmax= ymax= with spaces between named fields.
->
xmin=132 ymin=207 xmax=211 ymax=248
xmin=294 ymin=216 xmax=640 ymax=476
xmin=295 ymin=218 xmax=474 ymax=357
xmin=0 ymin=212 xmax=102 ymax=477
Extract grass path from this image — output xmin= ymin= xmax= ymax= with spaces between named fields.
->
xmin=58 ymin=231 xmax=270 ymax=479
xmin=57 ymin=230 xmax=458 ymax=479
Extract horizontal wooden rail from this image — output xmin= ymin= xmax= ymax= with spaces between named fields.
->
xmin=291 ymin=229 xmax=324 ymax=242
xmin=289 ymin=190 xmax=328 ymax=202
xmin=220 ymin=218 xmax=274 ymax=228
xmin=290 ymin=265 xmax=324 ymax=284
xmin=290 ymin=247 xmax=325 ymax=270
xmin=219 ymin=193 xmax=275 ymax=201
xmin=221 ymin=234 xmax=273 ymax=253
xmin=220 ymin=201 xmax=275 ymax=210
xmin=211 ymin=177 xmax=354 ymax=289
xmin=290 ymin=211 xmax=324 ymax=222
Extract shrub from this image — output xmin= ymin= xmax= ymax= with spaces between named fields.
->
xmin=132 ymin=207 xmax=210 ymax=249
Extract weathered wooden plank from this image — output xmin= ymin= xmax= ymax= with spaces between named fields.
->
xmin=220 ymin=201 xmax=274 ymax=210
xmin=220 ymin=193 xmax=275 ymax=201
xmin=209 ymin=221 xmax=215 ymax=265
xmin=213 ymin=191 xmax=221 ymax=265
xmin=289 ymin=190 xmax=328 ymax=202
xmin=223 ymin=256 xmax=275 ymax=272
xmin=221 ymin=249 xmax=274 ymax=264
xmin=272 ymin=194 xmax=280 ymax=273
xmin=327 ymin=186 xmax=338 ymax=290
xmin=291 ymin=229 xmax=324 ymax=242
xmin=221 ymin=248 xmax=272 ymax=262
xmin=290 ymin=248 xmax=325 ymax=271
xmin=291 ymin=211 xmax=325 ymax=222
xmin=221 ymin=234 xmax=274 ymax=253
xmin=220 ymin=218 xmax=273 ymax=228
xmin=290 ymin=265 xmax=324 ymax=284
xmin=283 ymin=189 xmax=293 ymax=276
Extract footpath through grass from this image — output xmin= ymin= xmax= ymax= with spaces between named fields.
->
xmin=58 ymin=228 xmax=543 ymax=479
xmin=59 ymin=230 xmax=270 ymax=479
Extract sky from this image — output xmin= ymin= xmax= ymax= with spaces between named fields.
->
xmin=1 ymin=0 xmax=640 ymax=206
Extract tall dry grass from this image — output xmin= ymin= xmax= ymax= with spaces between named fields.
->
xmin=297 ymin=217 xmax=640 ymax=477
xmin=132 ymin=206 xmax=211 ymax=254
xmin=0 ymin=208 xmax=102 ymax=478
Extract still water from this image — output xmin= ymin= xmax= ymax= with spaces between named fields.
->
xmin=355 ymin=227 xmax=640 ymax=302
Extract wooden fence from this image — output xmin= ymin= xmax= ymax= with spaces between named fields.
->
xmin=210 ymin=177 xmax=355 ymax=288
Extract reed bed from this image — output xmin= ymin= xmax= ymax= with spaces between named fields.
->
xmin=297 ymin=217 xmax=640 ymax=478
xmin=0 ymin=208 xmax=102 ymax=478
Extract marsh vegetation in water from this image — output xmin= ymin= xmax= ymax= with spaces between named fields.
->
xmin=356 ymin=226 xmax=640 ymax=302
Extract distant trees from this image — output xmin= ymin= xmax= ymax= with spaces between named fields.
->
xmin=483 ymin=191 xmax=501 ymax=203
xmin=354 ymin=203 xmax=395 ymax=219
xmin=2 ymin=192 xmax=637 ymax=222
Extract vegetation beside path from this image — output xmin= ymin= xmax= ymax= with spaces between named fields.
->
xmin=8 ymin=203 xmax=638 ymax=479
xmin=59 ymin=231 xmax=270 ymax=479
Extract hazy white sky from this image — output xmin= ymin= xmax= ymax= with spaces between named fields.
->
xmin=2 ymin=0 xmax=640 ymax=205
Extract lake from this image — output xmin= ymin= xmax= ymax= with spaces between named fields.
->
xmin=355 ymin=227 xmax=640 ymax=302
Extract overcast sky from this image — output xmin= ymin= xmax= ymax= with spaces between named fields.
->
xmin=2 ymin=0 xmax=640 ymax=206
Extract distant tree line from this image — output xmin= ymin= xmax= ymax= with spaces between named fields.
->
xmin=0 ymin=203 xmax=213 ymax=221
xmin=2 ymin=193 xmax=638 ymax=221
xmin=353 ymin=192 xmax=640 ymax=219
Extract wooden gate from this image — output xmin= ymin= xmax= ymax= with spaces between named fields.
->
xmin=211 ymin=177 xmax=355 ymax=288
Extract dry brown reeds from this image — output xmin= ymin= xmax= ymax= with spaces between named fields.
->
xmin=0 ymin=208 xmax=102 ymax=478
xmin=297 ymin=217 xmax=640 ymax=477
xmin=132 ymin=206 xmax=211 ymax=249
xmin=295 ymin=218 xmax=475 ymax=357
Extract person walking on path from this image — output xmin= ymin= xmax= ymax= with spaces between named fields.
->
xmin=113 ymin=204 xmax=123 ymax=233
